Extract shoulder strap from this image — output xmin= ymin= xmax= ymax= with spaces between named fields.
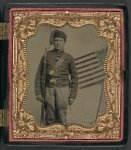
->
xmin=55 ymin=53 xmax=68 ymax=69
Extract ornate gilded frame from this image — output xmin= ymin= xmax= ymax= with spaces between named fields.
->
xmin=9 ymin=8 xmax=125 ymax=142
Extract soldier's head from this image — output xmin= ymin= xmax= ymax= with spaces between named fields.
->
xmin=50 ymin=30 xmax=67 ymax=50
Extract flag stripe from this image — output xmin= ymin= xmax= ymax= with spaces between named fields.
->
xmin=76 ymin=57 xmax=96 ymax=65
xmin=79 ymin=74 xmax=105 ymax=84
xmin=79 ymin=76 xmax=105 ymax=86
xmin=75 ymin=53 xmax=96 ymax=63
xmin=78 ymin=69 xmax=104 ymax=80
xmin=79 ymin=79 xmax=104 ymax=89
xmin=78 ymin=65 xmax=104 ymax=79
xmin=76 ymin=61 xmax=98 ymax=70
xmin=79 ymin=75 xmax=105 ymax=87
xmin=74 ymin=52 xmax=95 ymax=61
xmin=78 ymin=65 xmax=101 ymax=75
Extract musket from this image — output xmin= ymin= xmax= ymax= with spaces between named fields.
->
xmin=41 ymin=48 xmax=48 ymax=125
xmin=40 ymin=28 xmax=55 ymax=124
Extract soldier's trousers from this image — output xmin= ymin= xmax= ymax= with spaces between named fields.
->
xmin=44 ymin=86 xmax=70 ymax=125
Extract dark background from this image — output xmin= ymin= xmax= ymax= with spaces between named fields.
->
xmin=0 ymin=0 xmax=130 ymax=150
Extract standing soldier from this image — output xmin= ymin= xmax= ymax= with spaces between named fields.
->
xmin=35 ymin=30 xmax=78 ymax=125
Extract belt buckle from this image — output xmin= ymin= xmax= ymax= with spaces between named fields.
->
xmin=50 ymin=78 xmax=56 ymax=84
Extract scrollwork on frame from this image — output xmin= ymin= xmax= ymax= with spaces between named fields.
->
xmin=10 ymin=10 xmax=123 ymax=141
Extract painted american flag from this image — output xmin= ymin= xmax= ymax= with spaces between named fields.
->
xmin=74 ymin=50 xmax=106 ymax=89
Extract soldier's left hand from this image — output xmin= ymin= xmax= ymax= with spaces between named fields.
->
xmin=69 ymin=98 xmax=75 ymax=105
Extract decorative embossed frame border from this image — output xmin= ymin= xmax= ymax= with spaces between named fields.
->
xmin=9 ymin=8 xmax=125 ymax=143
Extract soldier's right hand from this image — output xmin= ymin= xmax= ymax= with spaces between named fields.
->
xmin=36 ymin=95 xmax=44 ymax=103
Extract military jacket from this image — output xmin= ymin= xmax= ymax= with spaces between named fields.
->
xmin=35 ymin=49 xmax=78 ymax=99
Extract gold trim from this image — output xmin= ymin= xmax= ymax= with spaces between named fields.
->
xmin=11 ymin=10 xmax=122 ymax=140
xmin=0 ymin=109 xmax=4 ymax=127
xmin=0 ymin=23 xmax=8 ymax=40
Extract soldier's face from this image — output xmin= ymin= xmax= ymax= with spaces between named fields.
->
xmin=53 ymin=37 xmax=65 ymax=50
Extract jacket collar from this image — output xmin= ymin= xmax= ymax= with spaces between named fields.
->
xmin=54 ymin=49 xmax=64 ymax=55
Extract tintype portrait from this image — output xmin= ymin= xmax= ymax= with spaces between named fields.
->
xmin=9 ymin=9 xmax=124 ymax=142
xmin=26 ymin=26 xmax=107 ymax=126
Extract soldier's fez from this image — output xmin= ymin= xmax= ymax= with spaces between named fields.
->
xmin=54 ymin=30 xmax=67 ymax=41
xmin=50 ymin=30 xmax=67 ymax=44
